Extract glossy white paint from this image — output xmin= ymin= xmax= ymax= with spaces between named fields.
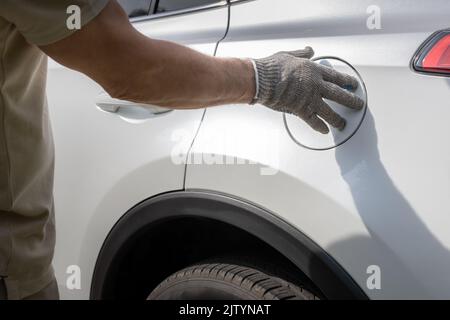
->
xmin=186 ymin=0 xmax=450 ymax=299
xmin=47 ymin=6 xmax=228 ymax=299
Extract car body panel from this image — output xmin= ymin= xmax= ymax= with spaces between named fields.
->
xmin=186 ymin=0 xmax=450 ymax=299
xmin=48 ymin=6 xmax=228 ymax=299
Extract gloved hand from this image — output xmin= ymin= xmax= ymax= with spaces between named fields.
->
xmin=251 ymin=47 xmax=364 ymax=134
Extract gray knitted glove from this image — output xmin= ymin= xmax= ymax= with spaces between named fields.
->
xmin=252 ymin=47 xmax=364 ymax=134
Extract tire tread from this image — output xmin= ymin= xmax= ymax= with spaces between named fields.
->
xmin=149 ymin=263 xmax=319 ymax=300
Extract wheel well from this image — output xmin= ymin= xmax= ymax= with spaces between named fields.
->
xmin=106 ymin=216 xmax=321 ymax=299
xmin=90 ymin=191 xmax=367 ymax=300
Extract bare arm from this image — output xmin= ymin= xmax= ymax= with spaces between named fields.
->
xmin=41 ymin=0 xmax=256 ymax=109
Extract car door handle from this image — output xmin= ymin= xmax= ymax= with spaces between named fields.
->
xmin=95 ymin=93 xmax=172 ymax=117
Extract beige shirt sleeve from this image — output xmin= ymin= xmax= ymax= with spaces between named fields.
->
xmin=0 ymin=0 xmax=109 ymax=46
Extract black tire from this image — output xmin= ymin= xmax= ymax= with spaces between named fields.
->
xmin=147 ymin=263 xmax=319 ymax=300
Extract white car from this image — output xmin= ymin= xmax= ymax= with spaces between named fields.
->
xmin=47 ymin=0 xmax=450 ymax=299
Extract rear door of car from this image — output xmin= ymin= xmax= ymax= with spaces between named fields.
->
xmin=47 ymin=0 xmax=229 ymax=299
xmin=186 ymin=0 xmax=450 ymax=299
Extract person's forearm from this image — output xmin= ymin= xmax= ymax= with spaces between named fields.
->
xmin=111 ymin=37 xmax=256 ymax=109
xmin=41 ymin=0 xmax=255 ymax=110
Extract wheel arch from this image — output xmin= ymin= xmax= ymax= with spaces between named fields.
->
xmin=90 ymin=190 xmax=367 ymax=299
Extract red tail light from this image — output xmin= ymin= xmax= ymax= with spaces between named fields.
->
xmin=412 ymin=30 xmax=450 ymax=76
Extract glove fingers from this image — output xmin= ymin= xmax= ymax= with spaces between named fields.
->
xmin=321 ymin=81 xmax=365 ymax=110
xmin=284 ymin=46 xmax=314 ymax=59
xmin=316 ymin=100 xmax=346 ymax=131
xmin=304 ymin=112 xmax=329 ymax=134
xmin=319 ymin=64 xmax=359 ymax=90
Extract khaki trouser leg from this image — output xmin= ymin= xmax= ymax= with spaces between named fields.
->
xmin=0 ymin=278 xmax=6 ymax=300
xmin=0 ymin=277 xmax=59 ymax=300
xmin=22 ymin=279 xmax=59 ymax=300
